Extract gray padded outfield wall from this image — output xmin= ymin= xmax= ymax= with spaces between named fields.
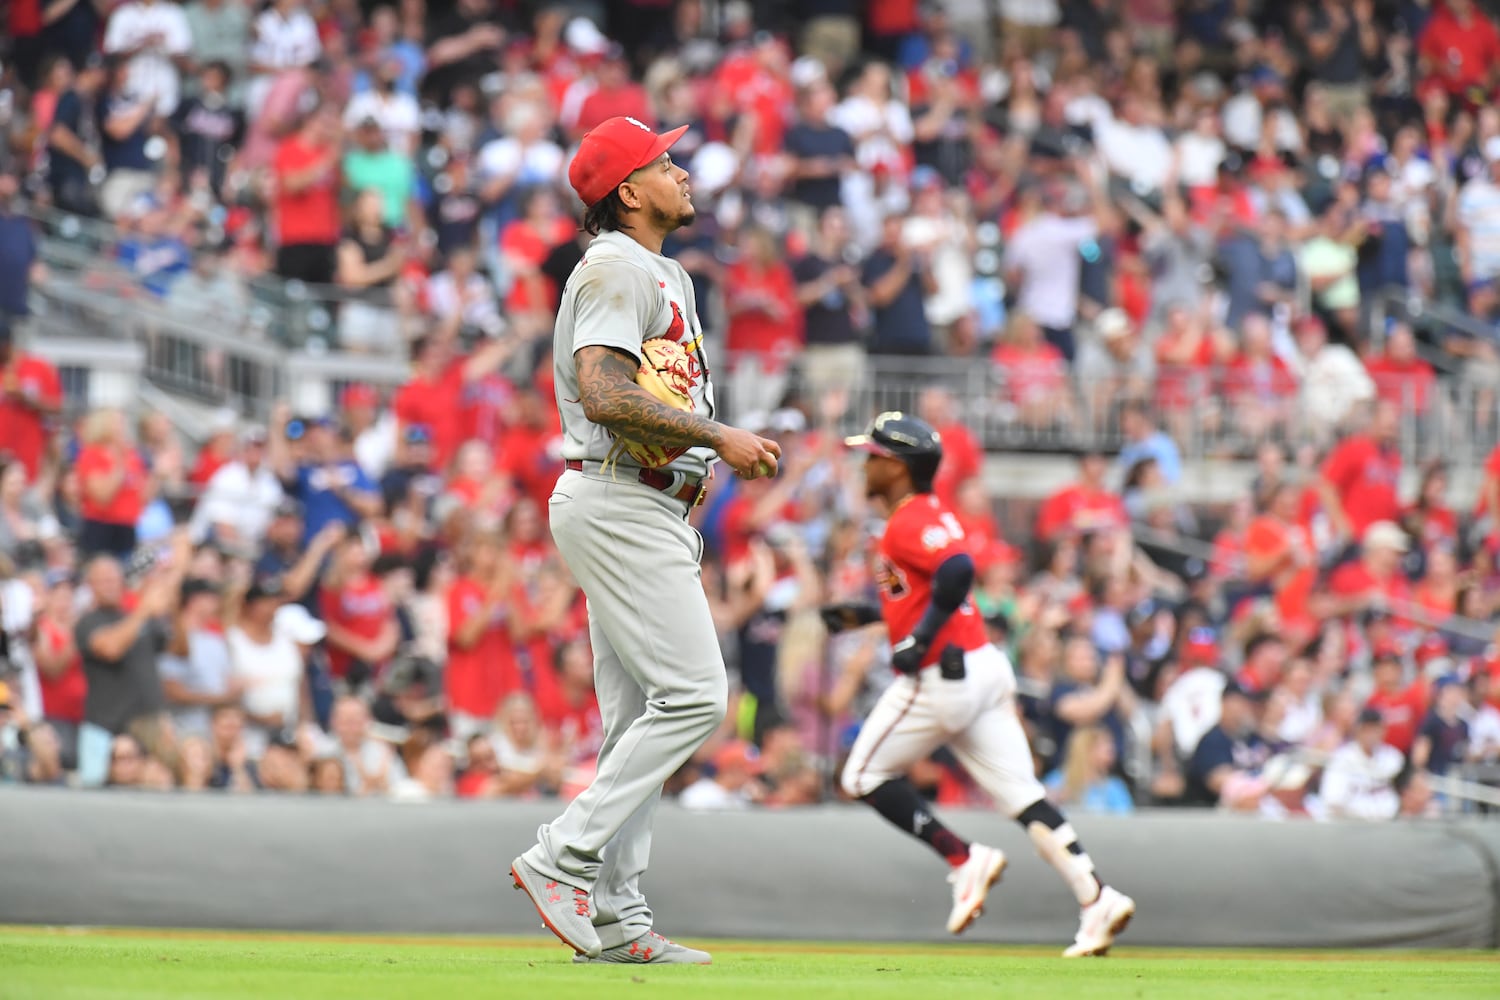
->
xmin=2 ymin=787 xmax=1497 ymax=949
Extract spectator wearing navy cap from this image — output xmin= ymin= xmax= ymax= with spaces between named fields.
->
xmin=1186 ymin=679 xmax=1272 ymax=810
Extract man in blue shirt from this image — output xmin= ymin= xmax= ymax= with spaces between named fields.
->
xmin=1116 ymin=400 xmax=1182 ymax=485
xmin=268 ymin=410 xmax=382 ymax=544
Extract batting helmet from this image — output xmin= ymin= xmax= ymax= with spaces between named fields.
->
xmin=844 ymin=411 xmax=943 ymax=489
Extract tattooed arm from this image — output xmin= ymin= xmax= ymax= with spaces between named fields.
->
xmin=575 ymin=346 xmax=781 ymax=477
xmin=575 ymin=345 xmax=725 ymax=451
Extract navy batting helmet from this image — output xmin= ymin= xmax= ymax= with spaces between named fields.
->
xmin=845 ymin=411 xmax=943 ymax=489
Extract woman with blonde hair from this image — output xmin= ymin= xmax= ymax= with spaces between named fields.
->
xmin=75 ymin=408 xmax=148 ymax=559
xmin=1045 ymin=726 xmax=1134 ymax=815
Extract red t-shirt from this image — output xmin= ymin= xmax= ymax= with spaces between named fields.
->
xmin=320 ymin=576 xmax=393 ymax=680
xmin=76 ymin=445 xmax=147 ymax=525
xmin=1245 ymin=515 xmax=1317 ymax=637
xmin=1367 ymin=683 xmax=1428 ymax=754
xmin=535 ymin=684 xmax=603 ymax=756
xmin=495 ymin=421 xmax=565 ymax=512
xmin=272 ymin=137 xmax=341 ymax=246
xmin=0 ymin=355 xmax=61 ymax=481
xmin=1419 ymin=5 xmax=1500 ymax=96
xmin=456 ymin=769 xmax=495 ymax=799
xmin=877 ymin=494 xmax=987 ymax=667
xmin=1365 ymin=356 xmax=1435 ymax=413
xmin=1404 ymin=503 xmax=1459 ymax=551
xmin=1036 ymin=483 xmax=1128 ymax=541
xmin=35 ymin=616 xmax=86 ymax=724
xmin=1476 ymin=444 xmax=1500 ymax=517
xmin=1328 ymin=561 xmax=1413 ymax=626
xmin=725 ymin=260 xmax=804 ymax=365
xmin=574 ymin=85 xmax=654 ymax=136
xmin=499 ymin=217 xmax=574 ymax=311
xmin=445 ymin=577 xmax=521 ymax=718
xmin=993 ymin=341 xmax=1066 ymax=406
xmin=713 ymin=53 xmax=793 ymax=155
xmin=1321 ymin=435 xmax=1402 ymax=537
xmin=1155 ymin=334 xmax=1216 ymax=409
xmin=933 ymin=421 xmax=982 ymax=506
xmin=394 ymin=361 xmax=469 ymax=472
xmin=1222 ymin=354 xmax=1297 ymax=404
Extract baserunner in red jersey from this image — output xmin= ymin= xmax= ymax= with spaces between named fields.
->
xmin=826 ymin=411 xmax=1136 ymax=956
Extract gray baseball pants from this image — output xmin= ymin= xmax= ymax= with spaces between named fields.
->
xmin=521 ymin=468 xmax=728 ymax=949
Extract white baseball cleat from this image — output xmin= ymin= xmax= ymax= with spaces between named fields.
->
xmin=945 ymin=843 xmax=1008 ymax=934
xmin=1063 ymin=885 xmax=1136 ymax=957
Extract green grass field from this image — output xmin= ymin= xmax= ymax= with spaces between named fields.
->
xmin=3 ymin=928 xmax=1497 ymax=1000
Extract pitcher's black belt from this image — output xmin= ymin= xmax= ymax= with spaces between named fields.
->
xmin=564 ymin=460 xmax=708 ymax=507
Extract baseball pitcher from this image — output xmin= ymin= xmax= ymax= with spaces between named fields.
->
xmin=510 ymin=116 xmax=781 ymax=965
xmin=826 ymin=412 xmax=1136 ymax=956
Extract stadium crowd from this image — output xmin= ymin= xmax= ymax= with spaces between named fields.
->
xmin=2 ymin=1 xmax=1500 ymax=818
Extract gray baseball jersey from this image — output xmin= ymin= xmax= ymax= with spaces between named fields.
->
xmin=553 ymin=230 xmax=717 ymax=479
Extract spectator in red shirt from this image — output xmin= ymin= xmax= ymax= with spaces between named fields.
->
xmin=1222 ymin=314 xmax=1297 ymax=444
xmin=499 ymin=185 xmax=575 ymax=337
xmin=187 ymin=412 xmax=239 ymax=490
xmin=1036 ymin=451 xmax=1128 ymax=542
xmin=271 ymin=105 xmax=343 ymax=284
xmin=724 ymin=226 xmax=804 ymax=413
xmin=1418 ymin=0 xmax=1500 ymax=103
xmin=1154 ymin=303 xmax=1226 ymax=416
xmin=495 ymin=384 xmax=565 ymax=511
xmin=534 ymin=636 xmax=603 ymax=766
xmin=1244 ymin=481 xmax=1319 ymax=643
xmin=1317 ymin=399 xmax=1403 ymax=544
xmin=918 ymin=386 xmax=982 ymax=505
xmin=320 ymin=533 xmax=400 ymax=687
xmin=446 ymin=530 xmax=521 ymax=739
xmin=33 ymin=570 xmax=86 ymax=757
xmin=1364 ymin=323 xmax=1435 ymax=415
xmin=1366 ymin=648 xmax=1427 ymax=755
xmin=572 ymin=45 xmax=652 ymax=137
xmin=1326 ymin=520 xmax=1414 ymax=624
xmin=1476 ymin=442 xmax=1500 ymax=542
xmin=393 ymin=333 xmax=514 ymax=473
xmin=0 ymin=319 xmax=62 ymax=484
xmin=76 ymin=408 xmax=149 ymax=559
xmin=992 ymin=311 xmax=1072 ymax=429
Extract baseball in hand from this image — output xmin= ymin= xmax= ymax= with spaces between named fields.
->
xmin=756 ymin=459 xmax=775 ymax=478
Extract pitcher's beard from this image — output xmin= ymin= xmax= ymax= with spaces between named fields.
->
xmin=651 ymin=202 xmax=696 ymax=232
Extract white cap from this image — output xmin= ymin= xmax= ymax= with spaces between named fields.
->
xmin=1095 ymin=308 xmax=1131 ymax=341
xmin=1363 ymin=520 xmax=1410 ymax=553
xmin=690 ymin=142 xmax=740 ymax=196
xmin=275 ymin=602 xmax=328 ymax=645
xmin=565 ymin=17 xmax=609 ymax=55
xmin=791 ymin=56 xmax=827 ymax=90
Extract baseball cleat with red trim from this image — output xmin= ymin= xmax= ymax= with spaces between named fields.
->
xmin=945 ymin=843 xmax=1008 ymax=934
xmin=571 ymin=931 xmax=711 ymax=964
xmin=510 ymin=856 xmax=602 ymax=958
xmin=1063 ymin=885 xmax=1136 ymax=957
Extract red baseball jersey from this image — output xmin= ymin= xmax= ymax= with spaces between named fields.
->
xmin=876 ymin=494 xmax=987 ymax=668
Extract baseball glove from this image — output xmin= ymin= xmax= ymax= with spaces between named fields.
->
xmin=605 ymin=337 xmax=698 ymax=471
xmin=818 ymin=602 xmax=883 ymax=635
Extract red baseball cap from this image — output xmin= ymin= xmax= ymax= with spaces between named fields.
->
xmin=568 ymin=116 xmax=689 ymax=208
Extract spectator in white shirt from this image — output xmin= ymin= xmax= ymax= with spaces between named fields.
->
xmin=1291 ymin=314 xmax=1375 ymax=438
xmin=1096 ymin=94 xmax=1174 ymax=196
xmin=1318 ymin=708 xmax=1403 ymax=820
xmin=1174 ymin=107 xmax=1226 ymax=189
xmin=328 ymin=694 xmax=406 ymax=796
xmin=189 ymin=427 xmax=284 ymax=548
xmin=103 ymin=0 xmax=194 ymax=117
xmin=425 ymin=246 xmax=504 ymax=339
xmin=1456 ymin=138 xmax=1500 ymax=288
xmin=247 ymin=0 xmax=321 ymax=118
xmin=679 ymin=740 xmax=766 ymax=811
xmin=343 ymin=57 xmax=421 ymax=154
xmin=226 ymin=577 xmax=313 ymax=758
xmin=1001 ymin=162 xmax=1112 ymax=360
xmin=1221 ymin=67 xmax=1302 ymax=155
xmin=829 ymin=60 xmax=913 ymax=177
